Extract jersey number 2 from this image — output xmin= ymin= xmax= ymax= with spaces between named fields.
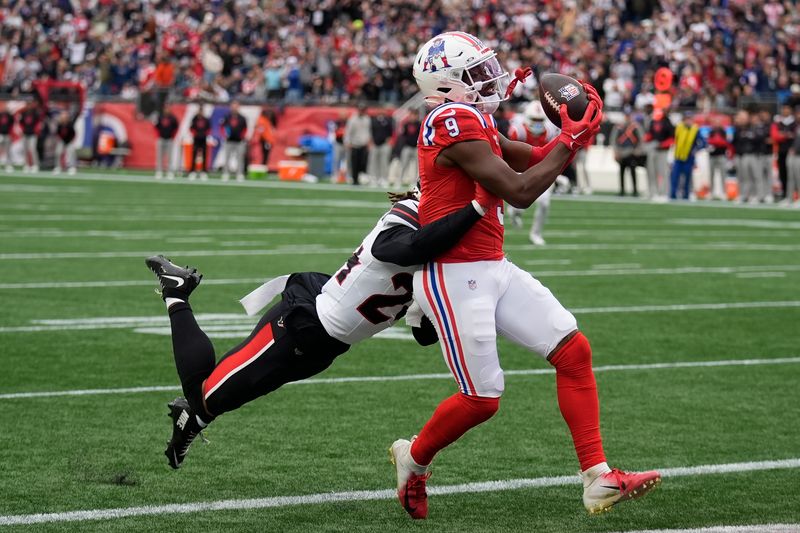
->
xmin=357 ymin=273 xmax=413 ymax=324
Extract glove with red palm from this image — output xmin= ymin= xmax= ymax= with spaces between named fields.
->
xmin=558 ymin=82 xmax=603 ymax=151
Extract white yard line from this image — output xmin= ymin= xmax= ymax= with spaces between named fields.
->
xmin=2 ymin=265 xmax=798 ymax=290
xmin=1 ymin=356 xmax=797 ymax=400
xmin=0 ymin=247 xmax=353 ymax=261
xmin=621 ymin=526 xmax=800 ymax=533
xmin=735 ymin=272 xmax=787 ymax=279
xmin=0 ymin=458 xmax=797 ymax=526
xmin=571 ymin=301 xmax=800 ymax=314
xmin=504 ymin=243 xmax=800 ymax=252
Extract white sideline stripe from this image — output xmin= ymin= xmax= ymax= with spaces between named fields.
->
xmin=1 ymin=356 xmax=797 ymax=400
xmin=3 ymin=265 xmax=799 ymax=290
xmin=203 ymin=339 xmax=275 ymax=399
xmin=622 ymin=525 xmax=800 ymax=533
xmin=0 ymin=458 xmax=798 ymax=526
xmin=3 ymin=300 xmax=800 ymax=334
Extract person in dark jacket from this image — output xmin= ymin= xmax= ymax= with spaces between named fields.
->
xmin=771 ymin=105 xmax=796 ymax=201
xmin=188 ymin=104 xmax=211 ymax=180
xmin=155 ymin=106 xmax=180 ymax=179
xmin=368 ymin=109 xmax=394 ymax=186
xmin=19 ymin=101 xmax=43 ymax=172
xmin=220 ymin=100 xmax=248 ymax=181
xmin=53 ymin=111 xmax=78 ymax=175
xmin=645 ymin=108 xmax=674 ymax=200
xmin=0 ymin=108 xmax=14 ymax=172
xmin=706 ymin=116 xmax=732 ymax=200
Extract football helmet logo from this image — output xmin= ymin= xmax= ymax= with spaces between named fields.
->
xmin=413 ymin=32 xmax=509 ymax=113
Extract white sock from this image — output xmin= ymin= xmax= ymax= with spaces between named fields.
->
xmin=165 ymin=297 xmax=185 ymax=309
xmin=581 ymin=462 xmax=612 ymax=485
xmin=195 ymin=415 xmax=208 ymax=428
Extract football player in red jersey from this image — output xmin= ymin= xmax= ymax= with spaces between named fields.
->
xmin=388 ymin=32 xmax=660 ymax=519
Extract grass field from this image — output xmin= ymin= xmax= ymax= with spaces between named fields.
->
xmin=1 ymin=172 xmax=799 ymax=532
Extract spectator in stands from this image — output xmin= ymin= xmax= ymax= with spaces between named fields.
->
xmin=153 ymin=54 xmax=176 ymax=114
xmin=786 ymin=110 xmax=800 ymax=206
xmin=610 ymin=112 xmax=645 ymax=197
xmin=388 ymin=118 xmax=420 ymax=189
xmin=53 ymin=111 xmax=77 ymax=175
xmin=0 ymin=108 xmax=13 ymax=172
xmin=670 ymin=114 xmax=705 ymax=200
xmin=344 ymin=103 xmax=370 ymax=186
xmin=188 ymin=105 xmax=211 ymax=181
xmin=220 ymin=100 xmax=248 ymax=181
xmin=706 ymin=116 xmax=732 ymax=201
xmin=368 ymin=108 xmax=394 ymax=187
xmin=154 ymin=106 xmax=179 ymax=180
xmin=771 ymin=105 xmax=796 ymax=202
xmin=18 ymin=101 xmax=42 ymax=173
xmin=0 ymin=0 xmax=798 ymax=112
xmin=646 ymin=109 xmax=674 ymax=201
xmin=254 ymin=107 xmax=275 ymax=166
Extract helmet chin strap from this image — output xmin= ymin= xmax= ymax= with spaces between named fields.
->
xmin=504 ymin=67 xmax=533 ymax=98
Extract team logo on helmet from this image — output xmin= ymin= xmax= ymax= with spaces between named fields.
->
xmin=423 ymin=37 xmax=450 ymax=72
xmin=559 ymin=83 xmax=581 ymax=101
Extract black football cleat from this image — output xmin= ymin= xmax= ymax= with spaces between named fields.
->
xmin=164 ymin=397 xmax=205 ymax=469
xmin=145 ymin=255 xmax=202 ymax=300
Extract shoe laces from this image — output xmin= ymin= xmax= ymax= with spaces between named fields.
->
xmin=405 ymin=471 xmax=431 ymax=499
xmin=605 ymin=468 xmax=628 ymax=491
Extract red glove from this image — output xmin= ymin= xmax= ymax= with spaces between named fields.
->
xmin=558 ymin=99 xmax=601 ymax=151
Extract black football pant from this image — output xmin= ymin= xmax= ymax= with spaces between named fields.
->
xmin=167 ymin=298 xmax=349 ymax=420
xmin=190 ymin=139 xmax=207 ymax=172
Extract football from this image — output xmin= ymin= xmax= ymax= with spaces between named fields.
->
xmin=538 ymin=73 xmax=590 ymax=128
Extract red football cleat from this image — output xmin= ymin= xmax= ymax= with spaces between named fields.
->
xmin=582 ymin=467 xmax=661 ymax=514
xmin=389 ymin=438 xmax=431 ymax=519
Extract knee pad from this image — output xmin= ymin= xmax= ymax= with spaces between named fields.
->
xmin=549 ymin=331 xmax=592 ymax=374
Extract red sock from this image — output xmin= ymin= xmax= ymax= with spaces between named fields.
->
xmin=549 ymin=332 xmax=606 ymax=471
xmin=410 ymin=393 xmax=499 ymax=466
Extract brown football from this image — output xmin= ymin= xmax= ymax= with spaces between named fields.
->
xmin=538 ymin=73 xmax=590 ymax=128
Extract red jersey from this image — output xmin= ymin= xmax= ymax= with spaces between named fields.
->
xmin=508 ymin=121 xmax=548 ymax=147
xmin=418 ymin=102 xmax=504 ymax=263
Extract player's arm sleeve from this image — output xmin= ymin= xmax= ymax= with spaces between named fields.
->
xmin=371 ymin=203 xmax=483 ymax=267
xmin=499 ymin=132 xmax=575 ymax=172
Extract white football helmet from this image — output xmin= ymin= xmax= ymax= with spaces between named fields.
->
xmin=413 ymin=32 xmax=509 ymax=113
xmin=523 ymin=100 xmax=547 ymax=135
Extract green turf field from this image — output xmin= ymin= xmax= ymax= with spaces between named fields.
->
xmin=1 ymin=172 xmax=798 ymax=532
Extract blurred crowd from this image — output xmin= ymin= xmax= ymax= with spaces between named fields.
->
xmin=0 ymin=0 xmax=799 ymax=110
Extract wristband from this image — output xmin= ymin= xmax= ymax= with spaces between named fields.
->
xmin=471 ymin=199 xmax=486 ymax=216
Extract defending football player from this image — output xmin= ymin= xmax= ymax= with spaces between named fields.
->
xmin=146 ymin=185 xmax=491 ymax=469
xmin=388 ymin=32 xmax=660 ymax=519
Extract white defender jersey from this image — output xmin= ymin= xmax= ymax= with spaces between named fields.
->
xmin=315 ymin=199 xmax=420 ymax=345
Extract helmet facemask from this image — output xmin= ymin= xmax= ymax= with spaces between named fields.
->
xmin=461 ymin=55 xmax=509 ymax=114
